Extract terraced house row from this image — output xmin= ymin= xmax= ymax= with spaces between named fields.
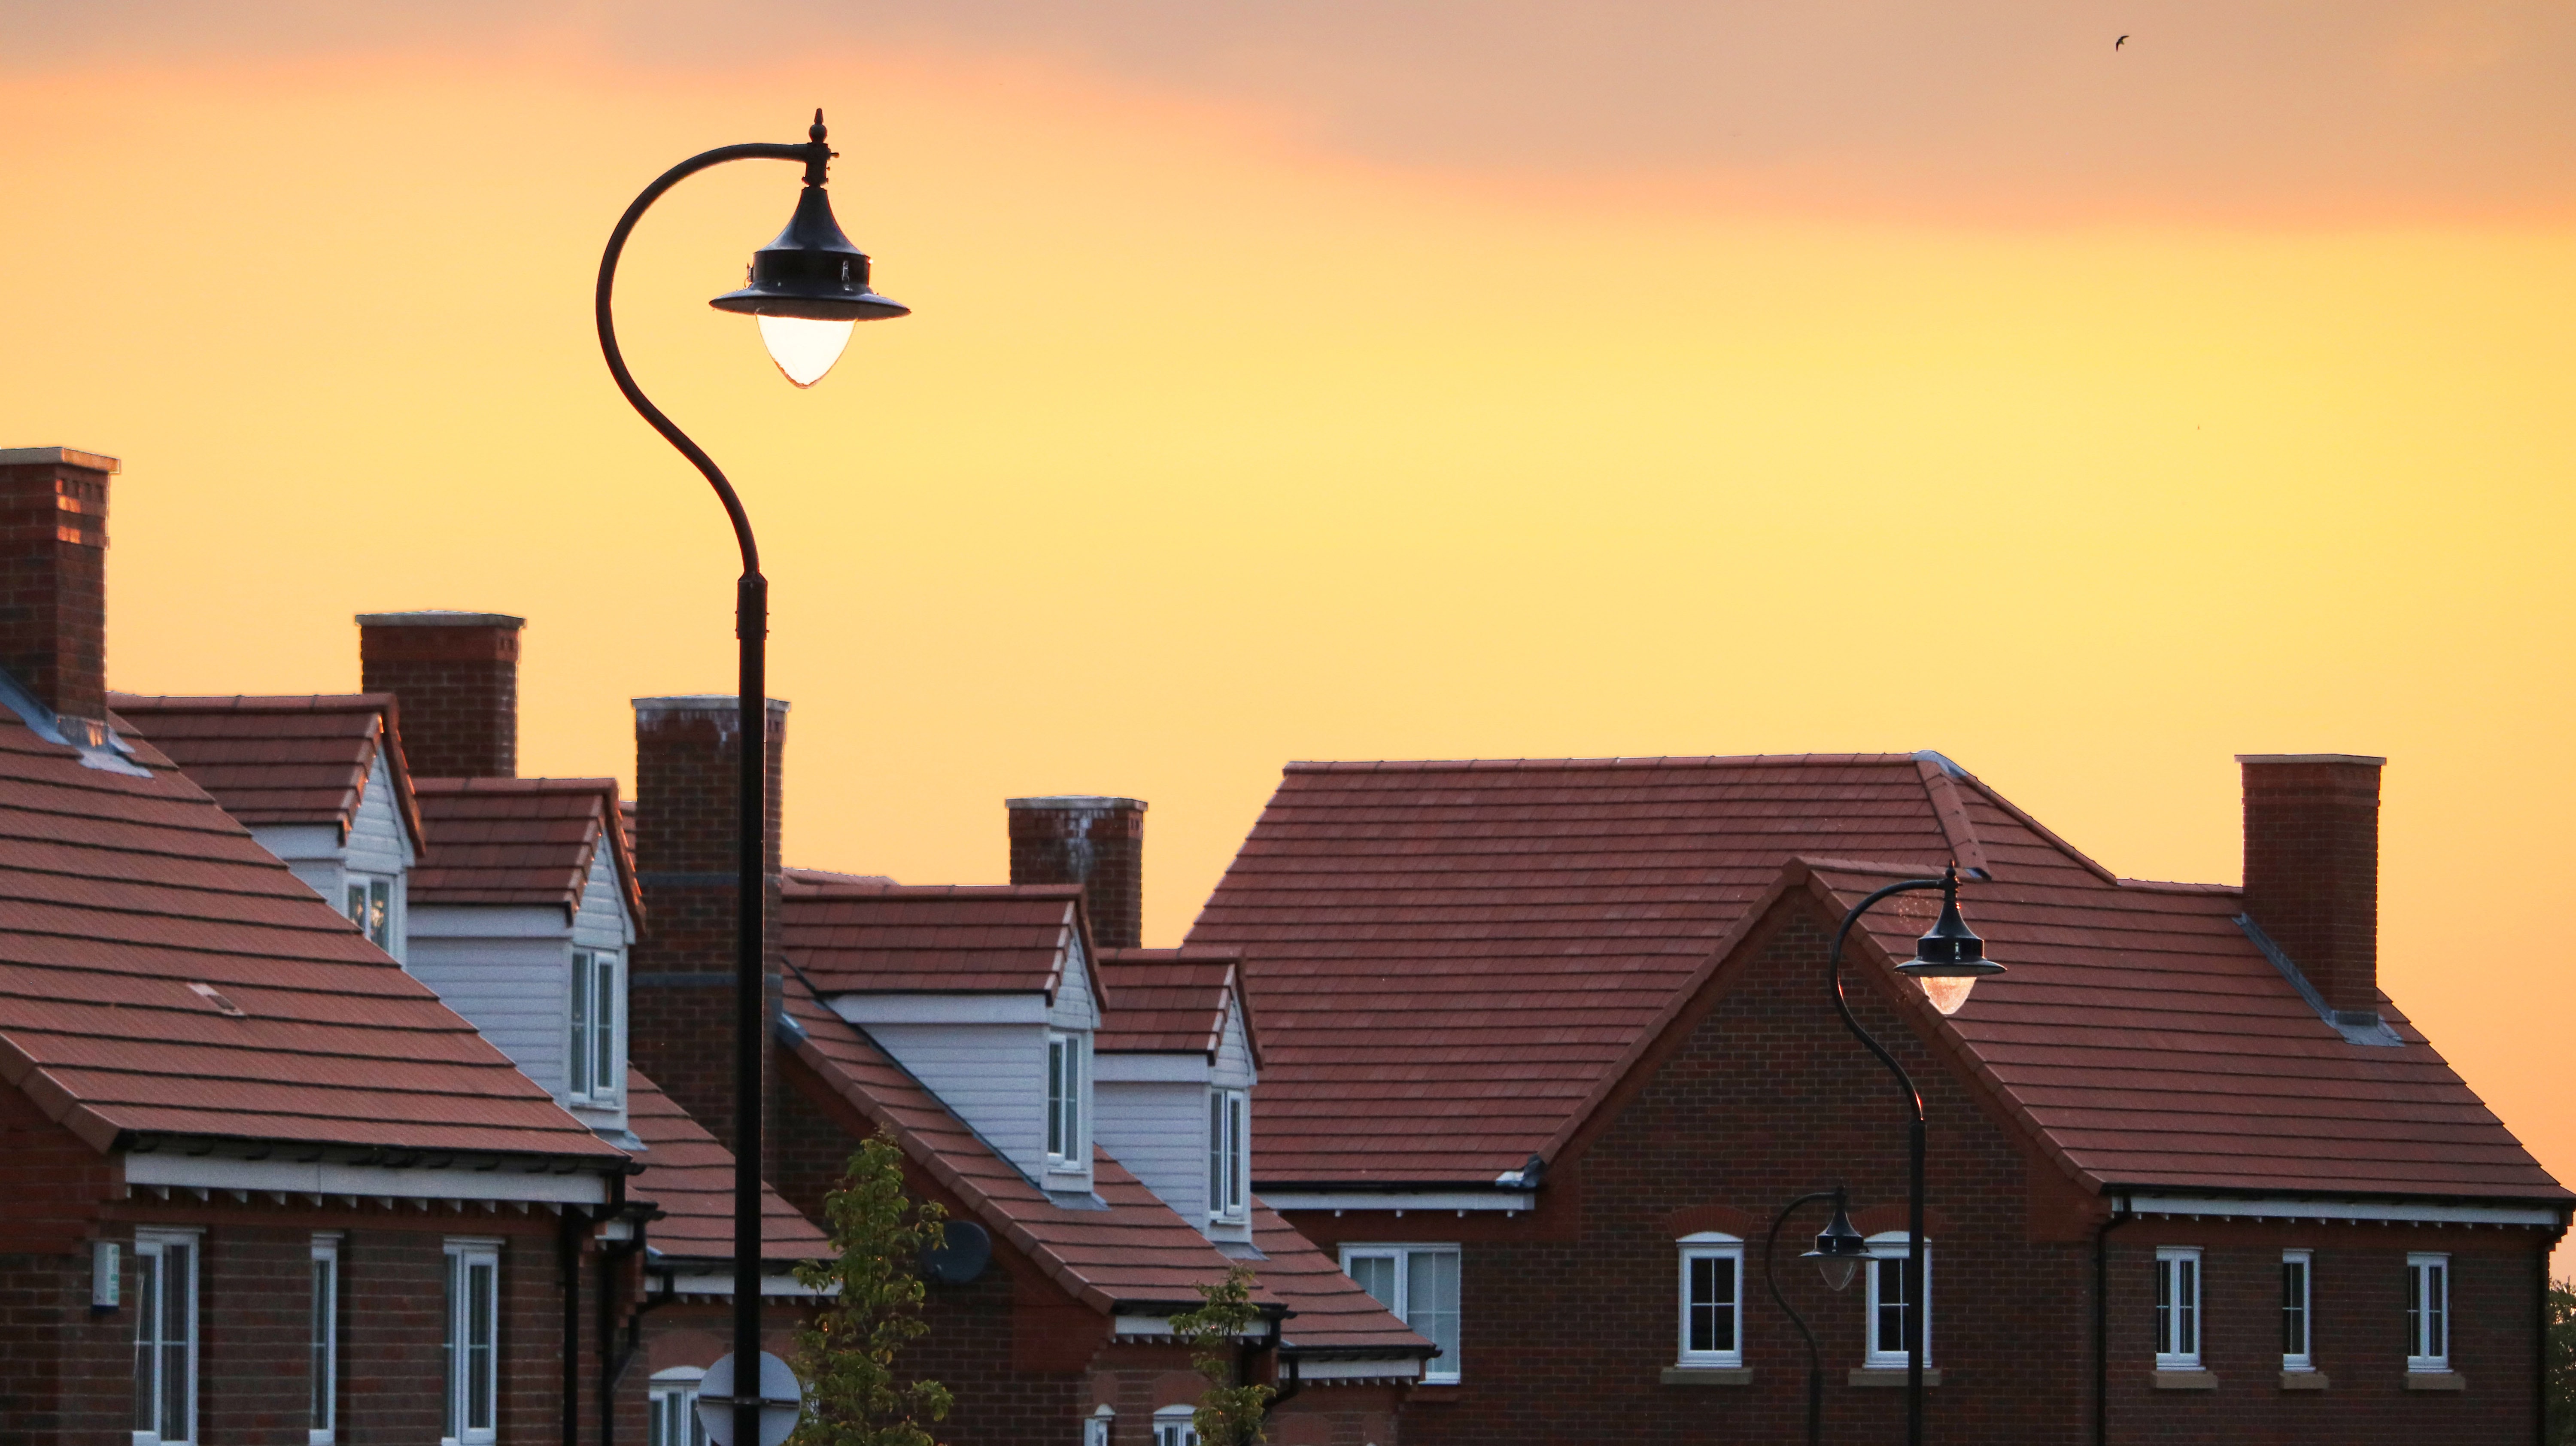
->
xmin=2 ymin=438 xmax=2563 ymax=1446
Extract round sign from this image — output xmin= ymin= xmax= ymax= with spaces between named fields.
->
xmin=696 ymin=1351 xmax=804 ymax=1446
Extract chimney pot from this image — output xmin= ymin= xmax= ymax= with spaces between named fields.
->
xmin=1008 ymin=795 xmax=1146 ymax=948
xmin=0 ymin=446 xmax=118 ymax=722
xmin=356 ymin=611 xmax=524 ymax=778
xmin=2239 ymin=753 xmax=2386 ymax=1019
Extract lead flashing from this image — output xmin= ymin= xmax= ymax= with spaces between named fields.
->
xmin=0 ymin=446 xmax=121 ymax=473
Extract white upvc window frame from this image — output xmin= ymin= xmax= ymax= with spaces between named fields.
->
xmin=343 ymin=873 xmax=394 ymax=950
xmin=2155 ymin=1246 xmax=2203 ymax=1370
xmin=568 ymin=949 xmax=620 ymax=1104
xmin=1151 ymin=1404 xmax=1200 ymax=1446
xmin=2406 ymin=1252 xmax=2450 ymax=1372
xmin=1045 ymin=1030 xmax=1087 ymax=1174
xmin=310 ymin=1234 xmax=341 ymax=1445
xmin=1863 ymin=1232 xmax=1931 ymax=1370
xmin=442 ymin=1239 xmax=501 ymax=1446
xmin=1676 ymin=1233 xmax=1746 ymax=1367
xmin=1081 ymin=1404 xmax=1115 ymax=1446
xmin=2280 ymin=1249 xmax=2313 ymax=1373
xmin=132 ymin=1228 xmax=201 ymax=1446
xmin=1207 ymin=1088 xmax=1249 ymax=1222
xmin=647 ymin=1365 xmax=708 ymax=1446
xmin=1342 ymin=1243 xmax=1463 ymax=1384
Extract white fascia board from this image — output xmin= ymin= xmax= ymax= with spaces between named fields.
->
xmin=1112 ymin=1316 xmax=1266 ymax=1340
xmin=1283 ymin=1357 xmax=1429 ymax=1383
xmin=1264 ymin=1191 xmax=1536 ymax=1214
xmin=826 ymin=993 xmax=1050 ymax=1026
xmin=661 ymin=1272 xmax=830 ymax=1298
xmin=406 ymin=904 xmax=571 ymax=939
xmin=250 ymin=823 xmax=346 ymax=863
xmin=123 ymin=1152 xmax=611 ymax=1205
xmin=2120 ymin=1193 xmax=2565 ymax=1227
xmin=1093 ymin=1053 xmax=1211 ymax=1084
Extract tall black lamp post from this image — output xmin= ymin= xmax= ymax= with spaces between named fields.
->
xmin=1829 ymin=864 xmax=2002 ymax=1446
xmin=595 ymin=110 xmax=908 ymax=1446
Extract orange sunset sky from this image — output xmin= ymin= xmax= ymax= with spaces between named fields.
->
xmin=5 ymin=1 xmax=2575 ymax=1243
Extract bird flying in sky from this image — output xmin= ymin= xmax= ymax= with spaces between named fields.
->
xmin=2115 ymin=34 xmax=2129 ymax=49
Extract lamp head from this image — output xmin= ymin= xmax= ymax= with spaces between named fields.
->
xmin=1895 ymin=863 xmax=2004 ymax=1015
xmin=1802 ymin=1187 xmax=1871 ymax=1293
xmin=707 ymin=111 xmax=908 ymax=386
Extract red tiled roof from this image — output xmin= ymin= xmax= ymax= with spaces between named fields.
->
xmin=107 ymin=693 xmax=424 ymax=851
xmin=624 ymin=1067 xmax=829 ymax=1265
xmin=781 ymin=881 xmax=1095 ymax=1000
xmin=1095 ymin=948 xmax=1259 ymax=1063
xmin=411 ymin=777 xmax=640 ymax=920
xmin=779 ymin=975 xmax=1425 ymax=1354
xmin=0 ymin=706 xmax=623 ymax=1162
xmin=1189 ymin=753 xmax=2565 ymax=1204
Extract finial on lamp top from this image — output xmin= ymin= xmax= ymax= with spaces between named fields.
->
xmin=811 ymin=109 xmax=828 ymax=145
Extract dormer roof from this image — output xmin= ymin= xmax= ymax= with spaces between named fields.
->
xmin=107 ymin=692 xmax=425 ymax=853
xmin=410 ymin=776 xmax=641 ymax=922
xmin=782 ymin=880 xmax=1104 ymax=1006
xmin=1094 ymin=948 xmax=1260 ymax=1064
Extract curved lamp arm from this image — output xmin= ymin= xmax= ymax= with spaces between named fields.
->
xmin=1764 ymin=1189 xmax=1838 ymax=1446
xmin=594 ymin=135 xmax=828 ymax=574
xmin=1826 ymin=875 xmax=1947 ymax=1125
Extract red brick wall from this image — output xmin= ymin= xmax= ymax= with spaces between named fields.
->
xmin=2240 ymin=755 xmax=2384 ymax=1016
xmin=0 ymin=453 xmax=111 ymax=721
xmin=1282 ymin=894 xmax=2546 ymax=1446
xmin=358 ymin=614 xmax=523 ymax=779
xmin=629 ymin=696 xmax=787 ymax=1159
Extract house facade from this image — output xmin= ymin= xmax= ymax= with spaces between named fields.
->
xmin=1187 ymin=752 xmax=2571 ymax=1443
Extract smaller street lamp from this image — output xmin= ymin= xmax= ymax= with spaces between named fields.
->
xmin=1802 ymin=1188 xmax=1873 ymax=1294
xmin=1768 ymin=1185 xmax=1871 ymax=1446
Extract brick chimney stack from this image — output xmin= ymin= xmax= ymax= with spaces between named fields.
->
xmin=2239 ymin=753 xmax=2386 ymax=1020
xmin=0 ymin=447 xmax=118 ymax=722
xmin=1008 ymin=796 xmax=1146 ymax=949
xmin=356 ymin=611 xmax=524 ymax=778
xmin=627 ymin=696 xmax=789 ymax=1155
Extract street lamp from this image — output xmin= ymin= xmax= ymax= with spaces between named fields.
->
xmin=594 ymin=109 xmax=908 ymax=1446
xmin=1828 ymin=863 xmax=2001 ymax=1446
xmin=1770 ymin=1185 xmax=1871 ymax=1446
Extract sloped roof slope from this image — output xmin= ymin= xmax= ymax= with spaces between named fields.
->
xmin=108 ymin=692 xmax=423 ymax=850
xmin=782 ymin=880 xmax=1094 ymax=999
xmin=411 ymin=776 xmax=640 ymax=919
xmin=1190 ymin=753 xmax=2564 ymax=1205
xmin=624 ymin=1067 xmax=830 ymax=1264
xmin=1094 ymin=948 xmax=1257 ymax=1061
xmin=780 ymin=973 xmax=1427 ymax=1356
xmin=0 ymin=703 xmax=622 ymax=1162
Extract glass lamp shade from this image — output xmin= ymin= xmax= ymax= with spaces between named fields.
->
xmin=757 ymin=315 xmax=856 ymax=388
xmin=1815 ymin=1255 xmax=1862 ymax=1294
xmin=1912 ymin=974 xmax=1983 ymax=1016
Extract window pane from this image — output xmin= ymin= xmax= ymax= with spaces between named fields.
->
xmin=1876 ymin=1258 xmax=1908 ymax=1355
xmin=569 ymin=955 xmax=591 ymax=1097
xmin=1349 ymin=1254 xmax=1396 ymax=1311
xmin=1208 ymin=1092 xmax=1224 ymax=1209
xmin=1227 ymin=1095 xmax=1245 ymax=1211
xmin=1407 ymin=1250 xmax=1461 ymax=1378
xmin=2282 ymin=1259 xmax=2307 ymax=1358
xmin=312 ymin=1255 xmax=334 ymax=1431
xmin=2177 ymin=1258 xmax=2197 ymax=1355
xmin=134 ymin=1251 xmax=158 ymax=1434
xmin=347 ymin=884 xmax=368 ymax=928
xmin=368 ymin=878 xmax=390 ymax=946
xmin=1046 ymin=1039 xmax=1066 ymax=1157
xmin=443 ymin=1255 xmax=459 ymax=1440
xmin=594 ymin=957 xmax=618 ymax=1095
xmin=161 ymin=1243 xmax=191 ymax=1442
xmin=2428 ymin=1263 xmax=2446 ymax=1360
xmin=467 ymin=1261 xmax=495 ymax=1431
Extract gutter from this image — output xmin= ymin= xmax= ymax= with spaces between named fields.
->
xmin=2096 ymin=1198 xmax=2133 ymax=1446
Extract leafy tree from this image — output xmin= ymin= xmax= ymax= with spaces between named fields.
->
xmin=2548 ymin=1278 xmax=2576 ymax=1445
xmin=1170 ymin=1264 xmax=1276 ymax=1446
xmin=788 ymin=1132 xmax=954 ymax=1446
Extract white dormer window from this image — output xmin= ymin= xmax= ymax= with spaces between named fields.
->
xmin=344 ymin=876 xmax=391 ymax=950
xmin=1045 ymin=1030 xmax=1087 ymax=1172
xmin=1207 ymin=1088 xmax=1248 ymax=1221
xmin=568 ymin=950 xmax=620 ymax=1104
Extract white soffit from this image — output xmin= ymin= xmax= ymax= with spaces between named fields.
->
xmin=1263 ymin=1191 xmax=1536 ymax=1215
xmin=1284 ymin=1358 xmax=1431 ymax=1383
xmin=2120 ymin=1193 xmax=2563 ymax=1227
xmin=124 ymin=1152 xmax=612 ymax=1206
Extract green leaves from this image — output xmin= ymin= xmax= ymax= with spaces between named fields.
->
xmin=787 ymin=1133 xmax=954 ymax=1446
xmin=1169 ymin=1264 xmax=1275 ymax=1446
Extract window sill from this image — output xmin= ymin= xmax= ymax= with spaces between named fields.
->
xmin=1661 ymin=1367 xmax=1753 ymax=1387
xmin=2278 ymin=1370 xmax=2328 ymax=1391
xmin=1409 ymin=1380 xmax=1463 ymax=1398
xmin=1847 ymin=1369 xmax=1941 ymax=1387
xmin=2406 ymin=1371 xmax=2466 ymax=1392
xmin=2153 ymin=1370 xmax=2218 ymax=1390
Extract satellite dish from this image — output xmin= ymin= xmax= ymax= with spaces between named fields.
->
xmin=920 ymin=1220 xmax=992 ymax=1285
xmin=696 ymin=1351 xmax=802 ymax=1446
